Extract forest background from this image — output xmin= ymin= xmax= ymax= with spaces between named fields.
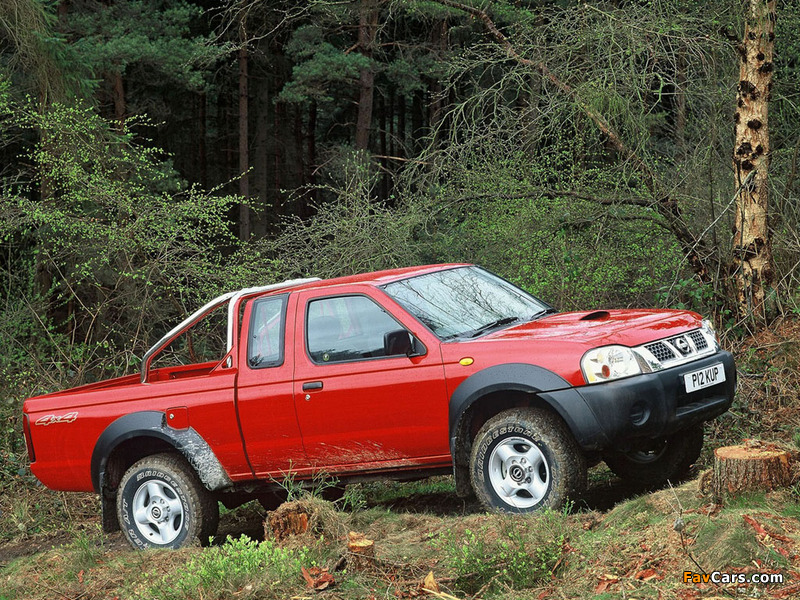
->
xmin=1 ymin=0 xmax=799 ymax=496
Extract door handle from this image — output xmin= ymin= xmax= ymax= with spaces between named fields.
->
xmin=302 ymin=381 xmax=323 ymax=391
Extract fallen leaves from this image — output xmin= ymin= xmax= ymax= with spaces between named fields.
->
xmin=742 ymin=514 xmax=793 ymax=544
xmin=595 ymin=573 xmax=620 ymax=593
xmin=421 ymin=571 xmax=439 ymax=593
xmin=301 ymin=566 xmax=335 ymax=591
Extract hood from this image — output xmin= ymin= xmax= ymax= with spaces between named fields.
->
xmin=476 ymin=309 xmax=702 ymax=348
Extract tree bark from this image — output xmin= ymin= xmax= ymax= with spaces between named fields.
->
xmin=253 ymin=74 xmax=269 ymax=228
xmin=732 ymin=0 xmax=776 ymax=322
xmin=111 ymin=71 xmax=125 ymax=127
xmin=274 ymin=100 xmax=285 ymax=213
xmin=347 ymin=531 xmax=376 ymax=570
xmin=198 ymin=92 xmax=207 ymax=188
xmin=307 ymin=100 xmax=317 ymax=213
xmin=238 ymin=19 xmax=251 ymax=241
xmin=355 ymin=0 xmax=379 ymax=150
xmin=712 ymin=441 xmax=793 ymax=501
xmin=266 ymin=502 xmax=310 ymax=541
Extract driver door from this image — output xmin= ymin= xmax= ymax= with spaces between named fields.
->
xmin=292 ymin=289 xmax=450 ymax=472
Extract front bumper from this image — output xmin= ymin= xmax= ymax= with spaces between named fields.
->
xmin=570 ymin=350 xmax=736 ymax=448
xmin=540 ymin=351 xmax=736 ymax=450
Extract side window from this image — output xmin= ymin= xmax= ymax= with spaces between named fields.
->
xmin=248 ymin=295 xmax=287 ymax=368
xmin=306 ymin=296 xmax=405 ymax=363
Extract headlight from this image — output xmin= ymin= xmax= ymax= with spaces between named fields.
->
xmin=581 ymin=345 xmax=642 ymax=384
xmin=701 ymin=318 xmax=717 ymax=338
xmin=701 ymin=318 xmax=720 ymax=349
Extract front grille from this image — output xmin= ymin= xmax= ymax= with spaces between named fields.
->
xmin=645 ymin=341 xmax=676 ymax=363
xmin=638 ymin=328 xmax=715 ymax=369
xmin=689 ymin=329 xmax=708 ymax=350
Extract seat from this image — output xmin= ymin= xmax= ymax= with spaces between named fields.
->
xmin=308 ymin=315 xmax=343 ymax=361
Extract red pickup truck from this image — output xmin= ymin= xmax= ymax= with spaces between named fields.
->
xmin=22 ymin=264 xmax=736 ymax=549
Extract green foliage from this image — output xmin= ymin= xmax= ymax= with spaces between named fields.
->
xmin=251 ymin=152 xmax=425 ymax=280
xmin=0 ymin=94 xmax=241 ymax=383
xmin=280 ymin=25 xmax=372 ymax=104
xmin=442 ymin=514 xmax=567 ymax=595
xmin=144 ymin=535 xmax=310 ymax=600
xmin=65 ymin=0 xmax=222 ymax=93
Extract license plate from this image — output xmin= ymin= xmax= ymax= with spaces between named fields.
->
xmin=684 ymin=363 xmax=725 ymax=393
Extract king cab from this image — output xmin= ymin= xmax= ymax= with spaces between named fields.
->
xmin=22 ymin=264 xmax=736 ymax=548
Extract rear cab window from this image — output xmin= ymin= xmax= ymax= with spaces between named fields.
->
xmin=247 ymin=295 xmax=288 ymax=368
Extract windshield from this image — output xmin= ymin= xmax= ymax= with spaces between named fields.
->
xmin=383 ymin=266 xmax=552 ymax=340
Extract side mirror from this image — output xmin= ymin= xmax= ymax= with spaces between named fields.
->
xmin=384 ymin=329 xmax=425 ymax=357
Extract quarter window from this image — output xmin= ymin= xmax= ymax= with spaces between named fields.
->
xmin=306 ymin=296 xmax=405 ymax=363
xmin=248 ymin=295 xmax=287 ymax=368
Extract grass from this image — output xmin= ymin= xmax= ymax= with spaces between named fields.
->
xmin=1 ymin=478 xmax=798 ymax=599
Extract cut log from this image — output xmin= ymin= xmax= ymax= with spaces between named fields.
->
xmin=347 ymin=531 xmax=375 ymax=570
xmin=711 ymin=440 xmax=794 ymax=501
xmin=266 ymin=502 xmax=310 ymax=541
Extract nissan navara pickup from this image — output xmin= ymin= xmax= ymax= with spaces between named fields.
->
xmin=22 ymin=264 xmax=736 ymax=549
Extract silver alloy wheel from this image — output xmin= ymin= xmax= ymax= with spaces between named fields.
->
xmin=132 ymin=480 xmax=184 ymax=545
xmin=488 ymin=436 xmax=550 ymax=509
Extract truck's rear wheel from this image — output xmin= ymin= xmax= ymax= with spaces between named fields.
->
xmin=117 ymin=453 xmax=219 ymax=549
xmin=470 ymin=408 xmax=586 ymax=513
xmin=603 ymin=424 xmax=704 ymax=486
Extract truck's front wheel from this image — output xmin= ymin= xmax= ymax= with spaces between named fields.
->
xmin=470 ymin=408 xmax=586 ymax=513
xmin=117 ymin=453 xmax=219 ymax=549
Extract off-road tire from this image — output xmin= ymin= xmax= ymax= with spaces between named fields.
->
xmin=117 ymin=453 xmax=219 ymax=549
xmin=603 ymin=424 xmax=704 ymax=486
xmin=470 ymin=407 xmax=586 ymax=513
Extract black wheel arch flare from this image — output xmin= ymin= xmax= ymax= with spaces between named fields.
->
xmin=448 ymin=363 xmax=609 ymax=485
xmin=90 ymin=411 xmax=233 ymax=495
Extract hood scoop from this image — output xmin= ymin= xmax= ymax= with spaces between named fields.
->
xmin=580 ymin=310 xmax=610 ymax=321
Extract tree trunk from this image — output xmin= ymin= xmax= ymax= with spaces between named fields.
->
xmin=675 ymin=50 xmax=687 ymax=158
xmin=238 ymin=19 xmax=251 ymax=241
xmin=379 ymin=93 xmax=388 ymax=199
xmin=307 ymin=100 xmax=317 ymax=212
xmin=274 ymin=101 xmax=285 ymax=213
xmin=347 ymin=531 xmax=375 ymax=570
xmin=355 ymin=0 xmax=379 ymax=150
xmin=111 ymin=71 xmax=125 ymax=126
xmin=412 ymin=90 xmax=424 ymax=154
xmin=397 ymin=94 xmax=406 ymax=157
xmin=732 ymin=0 xmax=776 ymax=322
xmin=712 ymin=441 xmax=793 ymax=501
xmin=253 ymin=74 xmax=269 ymax=230
xmin=198 ymin=92 xmax=207 ymax=188
xmin=266 ymin=502 xmax=310 ymax=541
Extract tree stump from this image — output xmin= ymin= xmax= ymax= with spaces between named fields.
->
xmin=712 ymin=440 xmax=794 ymax=501
xmin=266 ymin=502 xmax=310 ymax=541
xmin=347 ymin=531 xmax=375 ymax=570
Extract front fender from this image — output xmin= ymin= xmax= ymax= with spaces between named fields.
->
xmin=448 ymin=363 xmax=609 ymax=452
xmin=90 ymin=411 xmax=233 ymax=493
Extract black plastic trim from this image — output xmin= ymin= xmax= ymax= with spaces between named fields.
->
xmin=90 ymin=411 xmax=233 ymax=493
xmin=448 ymin=363 xmax=608 ymax=453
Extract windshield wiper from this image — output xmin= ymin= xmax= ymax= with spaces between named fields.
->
xmin=531 ymin=307 xmax=558 ymax=319
xmin=463 ymin=316 xmax=522 ymax=338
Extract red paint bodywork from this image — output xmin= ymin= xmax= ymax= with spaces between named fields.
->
xmin=22 ymin=264 xmax=706 ymax=493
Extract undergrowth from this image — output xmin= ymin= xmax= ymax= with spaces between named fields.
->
xmin=143 ymin=535 xmax=311 ymax=600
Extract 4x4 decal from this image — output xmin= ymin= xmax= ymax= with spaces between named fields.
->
xmin=35 ymin=412 xmax=78 ymax=426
